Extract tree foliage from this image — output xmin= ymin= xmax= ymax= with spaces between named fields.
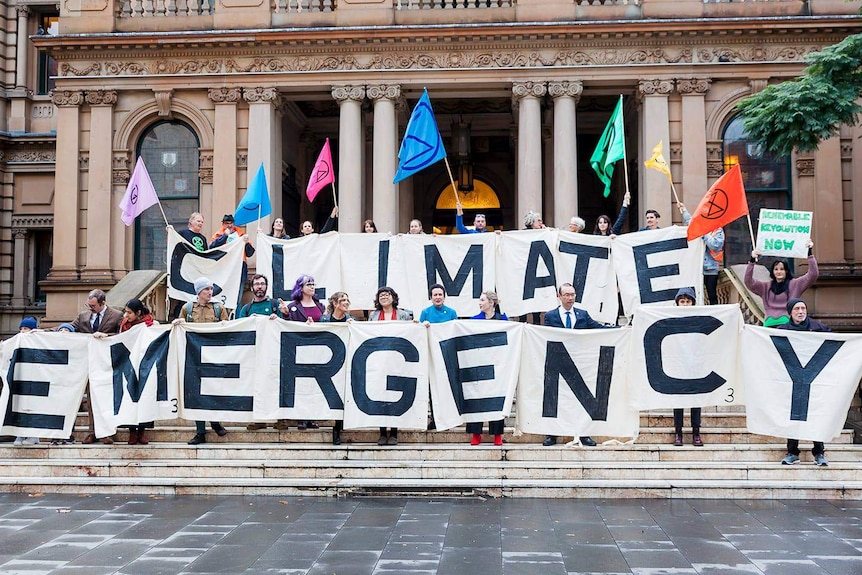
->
xmin=736 ymin=33 xmax=862 ymax=157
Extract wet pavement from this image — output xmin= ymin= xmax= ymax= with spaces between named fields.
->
xmin=0 ymin=494 xmax=859 ymax=574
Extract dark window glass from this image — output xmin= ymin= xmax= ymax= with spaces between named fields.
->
xmin=36 ymin=14 xmax=58 ymax=95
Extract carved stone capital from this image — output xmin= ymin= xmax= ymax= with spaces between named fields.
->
xmin=154 ymin=89 xmax=173 ymax=117
xmin=12 ymin=228 xmax=28 ymax=240
xmin=637 ymin=79 xmax=674 ymax=97
xmin=676 ymin=78 xmax=711 ymax=96
xmin=208 ymin=87 xmax=241 ymax=104
xmin=547 ymin=80 xmax=583 ymax=101
xmin=85 ymin=89 xmax=117 ymax=106
xmin=332 ymin=85 xmax=366 ymax=103
xmin=237 ymin=153 xmax=248 ymax=169
xmin=50 ymin=90 xmax=84 ymax=107
xmin=750 ymin=79 xmax=768 ymax=94
xmin=112 ymin=152 xmax=130 ymax=185
xmin=366 ymin=84 xmax=401 ymax=101
xmin=243 ymin=87 xmax=279 ymax=104
xmin=16 ymin=6 xmax=31 ymax=17
xmin=512 ymin=81 xmax=547 ymax=100
xmin=199 ymin=152 xmax=213 ymax=184
xmin=796 ymin=158 xmax=815 ymax=177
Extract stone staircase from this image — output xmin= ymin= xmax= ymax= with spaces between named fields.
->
xmin=0 ymin=409 xmax=859 ymax=499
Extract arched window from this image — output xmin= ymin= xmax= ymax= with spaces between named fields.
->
xmin=722 ymin=115 xmax=791 ymax=265
xmin=135 ymin=121 xmax=200 ymax=269
xmin=433 ymin=179 xmax=502 ymax=234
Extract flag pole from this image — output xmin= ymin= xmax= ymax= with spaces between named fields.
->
xmin=669 ymin=179 xmax=681 ymax=206
xmin=443 ymin=157 xmax=460 ymax=204
xmin=156 ymin=199 xmax=169 ymax=227
xmin=331 ymin=179 xmax=338 ymax=208
xmin=619 ymin=97 xmax=631 ymax=200
xmin=746 ymin=211 xmax=757 ymax=251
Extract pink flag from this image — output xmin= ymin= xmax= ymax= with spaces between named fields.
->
xmin=306 ymin=138 xmax=335 ymax=202
xmin=119 ymin=157 xmax=160 ymax=226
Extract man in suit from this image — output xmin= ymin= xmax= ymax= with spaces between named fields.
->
xmin=542 ymin=282 xmax=613 ymax=447
xmin=72 ymin=289 xmax=124 ymax=444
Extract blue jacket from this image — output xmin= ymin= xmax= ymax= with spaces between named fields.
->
xmin=543 ymin=306 xmax=610 ymax=330
xmin=682 ymin=208 xmax=724 ymax=275
xmin=455 ymin=214 xmax=486 ymax=235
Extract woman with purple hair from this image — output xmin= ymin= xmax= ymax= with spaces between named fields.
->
xmin=277 ymin=274 xmax=326 ymax=430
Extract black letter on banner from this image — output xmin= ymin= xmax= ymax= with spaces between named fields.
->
xmin=271 ymin=244 xmax=326 ymax=301
xmin=280 ymin=331 xmax=345 ymax=409
xmin=424 ymin=244 xmax=483 ymax=298
xmin=109 ymin=332 xmax=170 ymax=415
xmin=169 ymin=243 xmax=228 ymax=297
xmin=558 ymin=241 xmax=609 ymax=303
xmin=542 ymin=341 xmax=613 ymax=420
xmin=644 ymin=316 xmax=726 ymax=394
xmin=523 ymin=241 xmax=557 ymax=300
xmin=4 ymin=348 xmax=67 ymax=429
xmin=439 ymin=332 xmax=507 ymax=415
xmin=184 ymin=331 xmax=255 ymax=411
xmin=351 ymin=337 xmax=418 ymax=416
xmin=769 ymin=335 xmax=844 ymax=421
xmin=632 ymin=237 xmax=689 ymax=303
xmin=378 ymin=239 xmax=390 ymax=288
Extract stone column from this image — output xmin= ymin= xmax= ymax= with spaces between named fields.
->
xmin=15 ymin=7 xmax=29 ymax=89
xmin=549 ymin=80 xmax=582 ymax=228
xmin=11 ymin=228 xmax=28 ymax=306
xmin=333 ymin=85 xmax=366 ymax=234
xmin=209 ymin=88 xmax=241 ymax=227
xmin=48 ymin=90 xmax=83 ymax=280
xmin=812 ymin=137 xmax=844 ymax=261
xmin=677 ymin=78 xmax=710 ymax=205
xmin=82 ymin=90 xmax=116 ymax=279
xmin=638 ymin=79 xmax=674 ymax=224
xmin=243 ymin=87 xmax=281 ymax=233
xmin=368 ymin=84 xmax=400 ymax=233
xmin=513 ymin=81 xmax=546 ymax=222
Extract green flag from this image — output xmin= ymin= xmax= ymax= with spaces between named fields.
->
xmin=590 ymin=96 xmax=626 ymax=198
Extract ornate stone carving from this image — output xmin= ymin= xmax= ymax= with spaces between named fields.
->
xmin=15 ymin=6 xmax=31 ymax=17
xmin=676 ymin=78 xmax=711 ymax=96
xmin=749 ymin=79 xmax=768 ymax=94
xmin=637 ymin=79 xmax=674 ymax=96
xmin=331 ymin=85 xmax=366 ymax=103
xmin=199 ymin=153 xmax=213 ymax=183
xmin=84 ymin=89 xmax=117 ymax=106
xmin=4 ymin=150 xmax=55 ymax=163
xmin=699 ymin=46 xmax=817 ymax=64
xmin=366 ymin=85 xmax=401 ymax=101
xmin=706 ymin=142 xmax=724 ymax=178
xmin=796 ymin=158 xmax=815 ymax=177
xmin=50 ymin=90 xmax=83 ymax=107
xmin=237 ymin=153 xmax=248 ymax=168
xmin=841 ymin=139 xmax=852 ymax=159
xmin=79 ymin=153 xmax=89 ymax=171
xmin=512 ymin=81 xmax=547 ymax=99
xmin=547 ymin=80 xmax=583 ymax=100
xmin=31 ymin=104 xmax=54 ymax=119
xmin=669 ymin=143 xmax=682 ymax=161
xmin=112 ymin=152 xmax=130 ymax=185
xmin=243 ymin=87 xmax=279 ymax=103
xmin=207 ymin=87 xmax=241 ymax=104
xmin=12 ymin=228 xmax=28 ymax=240
xmin=11 ymin=215 xmax=53 ymax=229
xmin=154 ymin=90 xmax=173 ymax=117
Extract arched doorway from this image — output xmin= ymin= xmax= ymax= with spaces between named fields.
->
xmin=432 ymin=179 xmax=502 ymax=234
xmin=722 ymin=115 xmax=791 ymax=265
xmin=135 ymin=120 xmax=201 ymax=269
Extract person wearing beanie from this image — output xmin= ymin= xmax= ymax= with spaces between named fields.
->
xmin=776 ymin=298 xmax=831 ymax=466
xmin=210 ymin=214 xmax=255 ymax=309
xmin=57 ymin=323 xmax=76 ymax=333
xmin=671 ymin=287 xmax=704 ymax=447
xmin=173 ymin=277 xmax=230 ymax=445
xmin=18 ymin=316 xmax=37 ymax=332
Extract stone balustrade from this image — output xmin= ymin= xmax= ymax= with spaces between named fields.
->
xmin=58 ymin=0 xmax=859 ymax=33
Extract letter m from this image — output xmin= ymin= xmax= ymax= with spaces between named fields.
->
xmin=110 ymin=332 xmax=170 ymax=416
xmin=424 ymin=244 xmax=484 ymax=298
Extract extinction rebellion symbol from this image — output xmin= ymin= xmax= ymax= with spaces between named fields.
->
xmin=700 ymin=188 xmax=728 ymax=220
xmin=129 ymin=185 xmax=139 ymax=205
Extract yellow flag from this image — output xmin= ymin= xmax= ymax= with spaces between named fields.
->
xmin=644 ymin=140 xmax=672 ymax=182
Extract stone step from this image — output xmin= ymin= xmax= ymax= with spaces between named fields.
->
xmin=0 ymin=475 xmax=859 ymax=500
xmin=63 ymin=425 xmax=854 ymax=445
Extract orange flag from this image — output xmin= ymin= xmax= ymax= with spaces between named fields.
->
xmin=687 ymin=164 xmax=748 ymax=241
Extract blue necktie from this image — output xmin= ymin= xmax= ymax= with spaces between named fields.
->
xmin=92 ymin=312 xmax=100 ymax=332
xmin=565 ymin=311 xmax=572 ymax=329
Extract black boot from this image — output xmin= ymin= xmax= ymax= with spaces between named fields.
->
xmin=188 ymin=433 xmax=206 ymax=445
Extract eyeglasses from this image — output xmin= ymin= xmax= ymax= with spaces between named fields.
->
xmin=379 ymin=292 xmax=392 ymax=297
xmin=305 ymin=283 xmax=315 ymax=287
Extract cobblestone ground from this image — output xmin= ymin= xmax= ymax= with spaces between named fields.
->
xmin=0 ymin=494 xmax=859 ymax=574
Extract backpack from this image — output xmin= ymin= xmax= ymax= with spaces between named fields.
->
xmin=185 ymin=301 xmax=222 ymax=322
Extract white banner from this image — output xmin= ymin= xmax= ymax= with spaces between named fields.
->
xmin=254 ymin=317 xmax=348 ymax=422
xmin=742 ymin=325 xmax=862 ymax=442
xmin=402 ymin=232 xmax=497 ymax=318
xmin=169 ymin=317 xmax=259 ymax=423
xmin=427 ymin=320 xmax=523 ymax=431
xmin=517 ymin=324 xmax=638 ymax=438
xmin=338 ymin=233 xmax=413 ymax=315
xmin=612 ymin=227 xmax=705 ymax=316
xmin=344 ymin=321 xmax=430 ymax=430
xmin=255 ymin=232 xmax=342 ymax=306
xmin=755 ymin=209 xmax=812 ymax=258
xmin=89 ymin=324 xmax=176 ymax=438
xmin=555 ymin=231 xmax=619 ymax=324
xmin=627 ymin=304 xmax=744 ymax=410
xmin=167 ymin=227 xmax=246 ymax=308
xmin=495 ymin=229 xmax=559 ymax=318
xmin=0 ymin=332 xmax=89 ymax=439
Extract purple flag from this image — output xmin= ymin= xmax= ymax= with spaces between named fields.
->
xmin=120 ymin=157 xmax=160 ymax=226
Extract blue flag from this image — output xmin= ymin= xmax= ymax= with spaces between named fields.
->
xmin=393 ymin=89 xmax=447 ymax=183
xmin=234 ymin=162 xmax=272 ymax=226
